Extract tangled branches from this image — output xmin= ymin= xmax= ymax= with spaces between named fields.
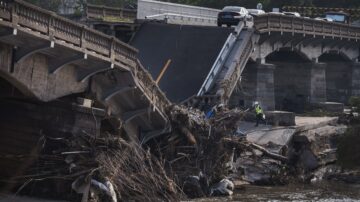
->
xmin=96 ymin=138 xmax=180 ymax=201
xmin=13 ymin=131 xmax=181 ymax=201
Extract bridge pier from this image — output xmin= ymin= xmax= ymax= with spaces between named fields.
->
xmin=352 ymin=62 xmax=360 ymax=97
xmin=310 ymin=62 xmax=327 ymax=103
xmin=256 ymin=63 xmax=275 ymax=111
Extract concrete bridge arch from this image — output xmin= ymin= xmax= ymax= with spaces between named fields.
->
xmin=0 ymin=44 xmax=87 ymax=102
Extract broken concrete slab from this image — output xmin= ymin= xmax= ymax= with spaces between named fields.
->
xmin=246 ymin=128 xmax=296 ymax=154
xmin=311 ymin=102 xmax=344 ymax=113
xmin=295 ymin=116 xmax=339 ymax=132
xmin=266 ymin=111 xmax=296 ymax=126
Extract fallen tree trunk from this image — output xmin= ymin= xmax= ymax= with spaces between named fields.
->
xmin=249 ymin=143 xmax=289 ymax=163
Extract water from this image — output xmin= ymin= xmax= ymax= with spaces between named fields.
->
xmin=192 ymin=182 xmax=360 ymax=202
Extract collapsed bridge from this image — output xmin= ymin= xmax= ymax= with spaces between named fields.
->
xmin=1 ymin=0 xmax=360 ymax=194
xmin=133 ymin=6 xmax=360 ymax=111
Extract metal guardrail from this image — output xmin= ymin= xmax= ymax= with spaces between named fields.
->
xmin=283 ymin=6 xmax=360 ymax=19
xmin=86 ymin=4 xmax=137 ymax=22
xmin=137 ymin=0 xmax=219 ymax=20
xmin=254 ymin=14 xmax=360 ymax=41
xmin=197 ymin=22 xmax=244 ymax=96
xmin=0 ymin=0 xmax=171 ymax=116
xmin=220 ymin=29 xmax=254 ymax=102
xmin=145 ymin=13 xmax=217 ymax=26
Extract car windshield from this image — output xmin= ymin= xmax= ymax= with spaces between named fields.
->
xmin=325 ymin=14 xmax=345 ymax=22
xmin=222 ymin=7 xmax=241 ymax=12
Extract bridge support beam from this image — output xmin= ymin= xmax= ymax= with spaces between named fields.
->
xmin=256 ymin=63 xmax=275 ymax=111
xmin=101 ymin=86 xmax=137 ymax=102
xmin=351 ymin=62 xmax=360 ymax=96
xmin=310 ymin=62 xmax=327 ymax=103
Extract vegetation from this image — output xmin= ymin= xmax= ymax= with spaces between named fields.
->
xmin=337 ymin=126 xmax=360 ymax=168
xmin=23 ymin=0 xmax=360 ymax=12
xmin=24 ymin=0 xmax=62 ymax=11
xmin=349 ymin=96 xmax=360 ymax=113
xmin=163 ymin=0 xmax=360 ymax=10
xmin=336 ymin=96 xmax=360 ymax=168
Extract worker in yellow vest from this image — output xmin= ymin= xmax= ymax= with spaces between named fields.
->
xmin=254 ymin=101 xmax=266 ymax=127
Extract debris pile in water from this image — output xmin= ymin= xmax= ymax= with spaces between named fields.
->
xmin=11 ymin=105 xmax=259 ymax=201
xmin=9 ymin=104 xmax=348 ymax=201
xmin=13 ymin=131 xmax=181 ymax=201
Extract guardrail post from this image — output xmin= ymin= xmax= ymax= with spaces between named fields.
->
xmin=80 ymin=26 xmax=86 ymax=49
xmin=109 ymin=37 xmax=115 ymax=61
xmin=291 ymin=17 xmax=294 ymax=35
xmin=119 ymin=9 xmax=123 ymax=18
xmin=339 ymin=26 xmax=342 ymax=40
xmin=302 ymin=18 xmax=305 ymax=33
xmin=10 ymin=1 xmax=18 ymax=27
xmin=279 ymin=16 xmax=282 ymax=34
xmin=48 ymin=13 xmax=55 ymax=41
xmin=102 ymin=6 xmax=105 ymax=19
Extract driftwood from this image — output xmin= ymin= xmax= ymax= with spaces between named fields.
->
xmin=249 ymin=143 xmax=289 ymax=163
xmin=180 ymin=126 xmax=197 ymax=145
xmin=222 ymin=138 xmax=289 ymax=163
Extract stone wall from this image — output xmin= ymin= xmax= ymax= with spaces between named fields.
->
xmin=325 ymin=62 xmax=352 ymax=104
xmin=273 ymin=62 xmax=311 ymax=112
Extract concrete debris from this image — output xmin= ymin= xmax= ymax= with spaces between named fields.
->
xmin=2 ymin=102 xmax=357 ymax=201
xmin=210 ymin=179 xmax=234 ymax=196
xmin=311 ymin=165 xmax=360 ymax=184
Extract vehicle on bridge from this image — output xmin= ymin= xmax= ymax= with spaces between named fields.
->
xmin=325 ymin=11 xmax=350 ymax=24
xmin=283 ymin=12 xmax=301 ymax=17
xmin=247 ymin=9 xmax=265 ymax=17
xmin=217 ymin=6 xmax=249 ymax=27
xmin=314 ymin=17 xmax=334 ymax=22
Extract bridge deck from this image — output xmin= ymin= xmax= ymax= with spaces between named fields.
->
xmin=131 ymin=22 xmax=232 ymax=102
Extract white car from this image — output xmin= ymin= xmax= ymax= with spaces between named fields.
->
xmin=283 ymin=12 xmax=301 ymax=17
xmin=217 ymin=6 xmax=250 ymax=27
xmin=247 ymin=9 xmax=265 ymax=16
xmin=268 ymin=12 xmax=285 ymax=15
xmin=315 ymin=17 xmax=334 ymax=22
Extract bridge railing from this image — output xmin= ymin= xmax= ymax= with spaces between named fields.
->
xmin=197 ymin=22 xmax=244 ymax=96
xmin=1 ymin=0 xmax=137 ymax=61
xmin=0 ymin=0 xmax=171 ymax=115
xmin=85 ymin=4 xmax=137 ymax=22
xmin=254 ymin=14 xmax=360 ymax=40
xmin=145 ymin=13 xmax=217 ymax=26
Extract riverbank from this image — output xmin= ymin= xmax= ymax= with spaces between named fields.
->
xmin=191 ymin=182 xmax=360 ymax=202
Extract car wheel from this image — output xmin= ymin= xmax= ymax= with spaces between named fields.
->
xmin=217 ymin=22 xmax=222 ymax=27
xmin=227 ymin=24 xmax=231 ymax=27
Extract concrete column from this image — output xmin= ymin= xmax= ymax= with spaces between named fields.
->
xmin=310 ymin=62 xmax=326 ymax=103
xmin=351 ymin=62 xmax=360 ymax=96
xmin=256 ymin=63 xmax=275 ymax=111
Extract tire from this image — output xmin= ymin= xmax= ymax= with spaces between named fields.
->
xmin=226 ymin=24 xmax=231 ymax=27
xmin=217 ymin=22 xmax=222 ymax=27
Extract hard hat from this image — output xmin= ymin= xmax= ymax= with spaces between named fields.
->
xmin=254 ymin=101 xmax=259 ymax=105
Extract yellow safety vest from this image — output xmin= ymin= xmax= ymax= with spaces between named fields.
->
xmin=255 ymin=105 xmax=263 ymax=115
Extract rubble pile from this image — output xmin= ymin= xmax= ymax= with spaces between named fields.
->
xmin=8 ymin=104 xmax=352 ymax=201
xmin=10 ymin=104 xmax=256 ymax=201
xmin=145 ymin=105 xmax=293 ymax=198
xmin=161 ymin=105 xmax=247 ymax=198
xmin=14 ymin=131 xmax=181 ymax=201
